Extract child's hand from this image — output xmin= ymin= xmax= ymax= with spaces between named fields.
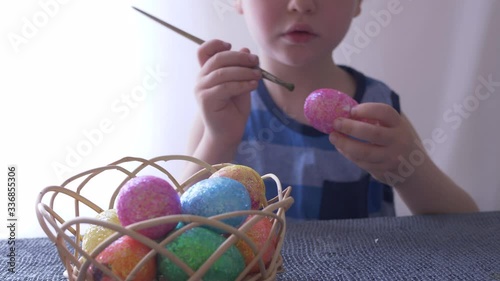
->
xmin=328 ymin=103 xmax=425 ymax=186
xmin=195 ymin=39 xmax=262 ymax=146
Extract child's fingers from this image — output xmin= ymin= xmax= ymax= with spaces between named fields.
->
xmin=206 ymin=66 xmax=261 ymax=83
xmin=198 ymin=66 xmax=261 ymax=92
xmin=197 ymin=39 xmax=232 ymax=67
xmin=200 ymin=50 xmax=259 ymax=77
xmin=329 ymin=131 xmax=387 ymax=164
xmin=200 ymin=80 xmax=258 ymax=102
xmin=196 ymin=78 xmax=257 ymax=112
xmin=333 ymin=118 xmax=394 ymax=146
xmin=350 ymin=103 xmax=401 ymax=128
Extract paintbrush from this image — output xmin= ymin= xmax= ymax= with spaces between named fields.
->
xmin=132 ymin=6 xmax=295 ymax=92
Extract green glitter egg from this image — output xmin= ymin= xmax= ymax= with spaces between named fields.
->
xmin=157 ymin=226 xmax=245 ymax=281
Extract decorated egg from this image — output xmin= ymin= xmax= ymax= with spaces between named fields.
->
xmin=87 ymin=235 xmax=156 ymax=281
xmin=181 ymin=177 xmax=251 ymax=234
xmin=157 ymin=225 xmax=245 ymax=281
xmin=210 ymin=165 xmax=266 ymax=210
xmin=81 ymin=209 xmax=120 ymax=260
xmin=116 ymin=175 xmax=181 ymax=239
xmin=304 ymin=88 xmax=358 ymax=134
xmin=236 ymin=215 xmax=278 ymax=273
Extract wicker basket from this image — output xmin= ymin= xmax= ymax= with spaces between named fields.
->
xmin=36 ymin=155 xmax=294 ymax=281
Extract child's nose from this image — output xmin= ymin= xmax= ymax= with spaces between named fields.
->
xmin=288 ymin=0 xmax=317 ymax=14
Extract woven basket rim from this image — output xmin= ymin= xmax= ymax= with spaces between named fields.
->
xmin=36 ymin=155 xmax=294 ymax=281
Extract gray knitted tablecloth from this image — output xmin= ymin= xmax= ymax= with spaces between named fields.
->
xmin=1 ymin=211 xmax=499 ymax=281
xmin=278 ymin=211 xmax=500 ymax=281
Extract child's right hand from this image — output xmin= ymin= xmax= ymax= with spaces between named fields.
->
xmin=195 ymin=39 xmax=262 ymax=147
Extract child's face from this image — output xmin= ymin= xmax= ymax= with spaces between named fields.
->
xmin=237 ymin=0 xmax=361 ymax=66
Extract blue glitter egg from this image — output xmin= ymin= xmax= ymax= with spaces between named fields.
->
xmin=181 ymin=177 xmax=251 ymax=233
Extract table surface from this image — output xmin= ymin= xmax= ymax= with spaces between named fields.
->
xmin=1 ymin=211 xmax=499 ymax=281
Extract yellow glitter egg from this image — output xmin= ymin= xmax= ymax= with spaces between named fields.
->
xmin=81 ymin=209 xmax=121 ymax=257
xmin=210 ymin=165 xmax=266 ymax=210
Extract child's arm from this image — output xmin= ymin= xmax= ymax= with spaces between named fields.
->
xmin=329 ymin=103 xmax=479 ymax=214
xmin=185 ymin=114 xmax=237 ymax=173
xmin=183 ymin=39 xmax=261 ymax=180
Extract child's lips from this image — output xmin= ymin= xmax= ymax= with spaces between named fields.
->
xmin=283 ymin=24 xmax=317 ymax=43
xmin=283 ymin=31 xmax=317 ymax=44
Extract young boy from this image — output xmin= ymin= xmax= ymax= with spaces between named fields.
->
xmin=186 ymin=0 xmax=478 ymax=219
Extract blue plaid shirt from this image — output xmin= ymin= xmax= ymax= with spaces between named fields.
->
xmin=234 ymin=66 xmax=399 ymax=220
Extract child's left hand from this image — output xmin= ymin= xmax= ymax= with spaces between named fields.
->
xmin=328 ymin=102 xmax=425 ymax=186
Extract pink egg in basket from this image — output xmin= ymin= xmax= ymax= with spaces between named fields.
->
xmin=304 ymin=88 xmax=358 ymax=134
xmin=87 ymin=235 xmax=156 ymax=281
xmin=116 ymin=175 xmax=181 ymax=239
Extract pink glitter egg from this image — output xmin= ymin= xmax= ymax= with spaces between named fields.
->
xmin=304 ymin=88 xmax=358 ymax=134
xmin=116 ymin=175 xmax=181 ymax=239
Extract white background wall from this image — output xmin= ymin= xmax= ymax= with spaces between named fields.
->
xmin=1 ymin=0 xmax=499 ymax=239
